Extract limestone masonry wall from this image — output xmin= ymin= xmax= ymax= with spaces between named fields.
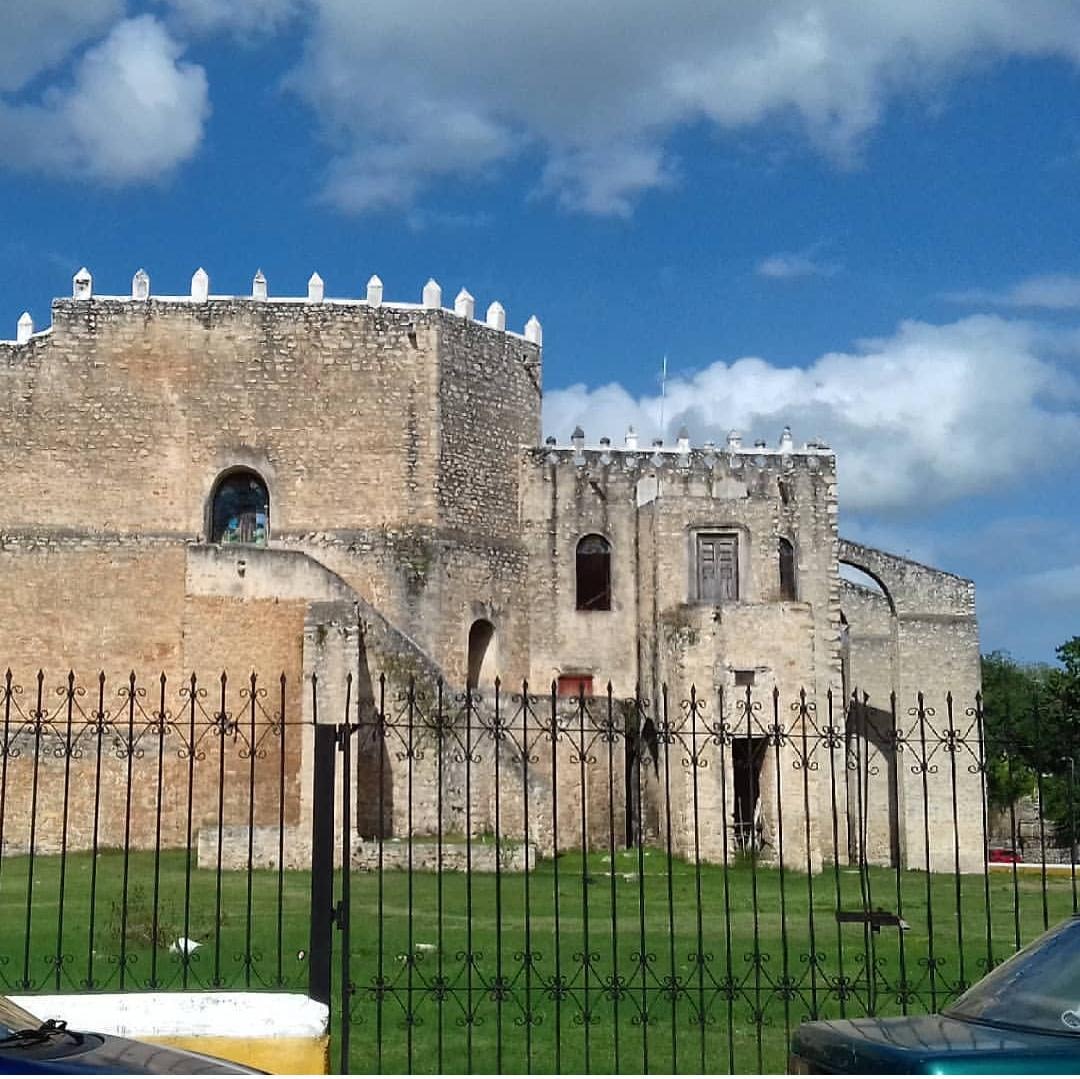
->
xmin=0 ymin=270 xmax=983 ymax=874
xmin=521 ymin=435 xmax=839 ymax=701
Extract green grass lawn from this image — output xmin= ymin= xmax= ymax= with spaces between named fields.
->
xmin=0 ymin=847 xmax=1074 ymax=1073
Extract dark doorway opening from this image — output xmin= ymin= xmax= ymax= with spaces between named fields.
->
xmin=467 ymin=619 xmax=496 ymax=689
xmin=576 ymin=534 xmax=612 ymax=610
xmin=732 ymin=736 xmax=767 ymax=851
xmin=779 ymin=537 xmax=797 ymax=600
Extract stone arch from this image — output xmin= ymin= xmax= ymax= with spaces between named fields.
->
xmin=837 ymin=544 xmax=900 ymax=702
xmin=837 ymin=550 xmax=897 ymax=616
xmin=208 ymin=467 xmax=270 ymax=546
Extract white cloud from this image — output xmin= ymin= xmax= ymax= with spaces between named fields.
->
xmin=756 ymin=249 xmax=837 ymax=279
xmin=320 ymin=107 xmax=513 ymax=213
xmin=0 ymin=0 xmax=122 ymax=93
xmin=157 ymin=0 xmax=303 ymax=38
xmin=538 ymin=143 xmax=677 ymax=218
xmin=946 ymin=274 xmax=1080 ymax=310
xmin=0 ymin=15 xmax=209 ymax=183
xmin=285 ymin=1 xmax=1080 ymax=215
xmin=543 ymin=314 xmax=1080 ymax=513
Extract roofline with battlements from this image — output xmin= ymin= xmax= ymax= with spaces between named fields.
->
xmin=533 ymin=427 xmax=835 ymax=461
xmin=1 ymin=267 xmax=543 ymax=347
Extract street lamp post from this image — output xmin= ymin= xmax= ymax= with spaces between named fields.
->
xmin=1061 ymin=755 xmax=1077 ymax=912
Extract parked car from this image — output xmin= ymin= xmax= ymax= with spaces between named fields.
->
xmin=790 ymin=914 xmax=1080 ymax=1073
xmin=989 ymin=846 xmax=1022 ymax=864
xmin=0 ymin=995 xmax=260 ymax=1074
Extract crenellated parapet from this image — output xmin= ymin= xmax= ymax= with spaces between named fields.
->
xmin=0 ymin=266 xmax=543 ymax=347
xmin=526 ymin=424 xmax=837 ymax=496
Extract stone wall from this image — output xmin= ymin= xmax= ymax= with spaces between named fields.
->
xmin=838 ymin=546 xmax=983 ymax=873
xmin=0 ymin=289 xmax=541 ymax=682
xmin=0 ymin=299 xmax=441 ymax=534
xmin=197 ymin=825 xmax=537 ymax=873
xmin=520 ymin=438 xmax=840 ymax=699
xmin=520 ymin=436 xmax=842 ymax=869
xmin=0 ymin=276 xmax=984 ymax=876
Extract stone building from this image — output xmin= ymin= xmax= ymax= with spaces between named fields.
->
xmin=0 ymin=268 xmax=983 ymax=872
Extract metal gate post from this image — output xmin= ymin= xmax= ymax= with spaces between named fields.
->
xmin=309 ymin=721 xmax=337 ymax=1006
xmin=337 ymin=715 xmax=355 ymax=1074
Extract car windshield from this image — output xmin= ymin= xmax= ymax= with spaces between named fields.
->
xmin=0 ymin=996 xmax=43 ymax=1040
xmin=946 ymin=917 xmax=1080 ymax=1035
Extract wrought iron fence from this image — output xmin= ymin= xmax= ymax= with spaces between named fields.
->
xmin=0 ymin=668 xmax=309 ymax=997
xmin=0 ymin=666 xmax=1075 ymax=1074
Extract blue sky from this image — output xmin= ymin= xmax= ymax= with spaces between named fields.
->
xmin=2 ymin=1 xmax=1079 ymax=663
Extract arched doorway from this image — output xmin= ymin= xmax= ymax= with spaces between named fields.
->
xmin=467 ymin=619 xmax=497 ymax=689
xmin=210 ymin=469 xmax=270 ymax=546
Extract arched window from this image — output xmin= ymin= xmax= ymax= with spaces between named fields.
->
xmin=778 ymin=537 xmax=797 ymax=600
xmin=211 ymin=470 xmax=269 ymax=546
xmin=467 ymin=619 xmax=496 ymax=689
xmin=576 ymin=534 xmax=611 ymax=610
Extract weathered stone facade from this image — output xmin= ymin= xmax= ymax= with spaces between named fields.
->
xmin=0 ymin=269 xmax=982 ymax=873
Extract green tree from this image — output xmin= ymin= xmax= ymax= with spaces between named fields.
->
xmin=980 ymin=651 xmax=1041 ymax=810
xmin=980 ymin=639 xmax=1080 ymax=845
xmin=1042 ymin=637 xmax=1080 ymax=846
